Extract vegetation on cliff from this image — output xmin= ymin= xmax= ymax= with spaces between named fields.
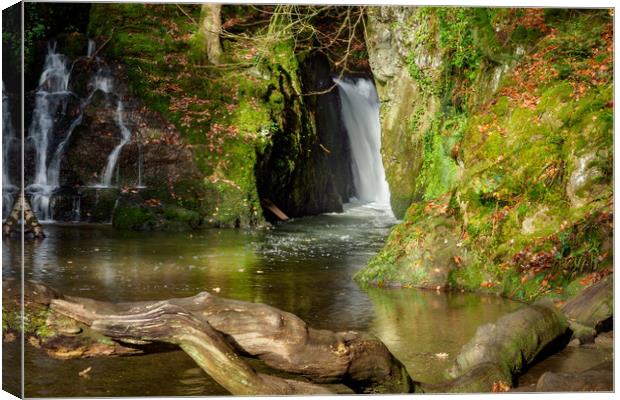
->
xmin=85 ymin=4 xmax=365 ymax=229
xmin=357 ymin=8 xmax=613 ymax=302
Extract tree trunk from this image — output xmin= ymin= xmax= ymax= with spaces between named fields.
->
xmin=197 ymin=4 xmax=223 ymax=64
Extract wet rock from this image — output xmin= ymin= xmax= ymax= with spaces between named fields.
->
xmin=562 ymin=275 xmax=613 ymax=331
xmin=111 ymin=193 xmax=204 ymax=232
xmin=567 ymin=321 xmax=597 ymax=345
xmin=535 ymin=361 xmax=612 ymax=392
xmin=355 ymin=202 xmax=464 ymax=289
xmin=365 ymin=7 xmax=440 ymax=218
xmin=594 ymin=331 xmax=613 ymax=349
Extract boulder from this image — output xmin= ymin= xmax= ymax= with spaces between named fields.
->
xmin=536 ymin=361 xmax=612 ymax=392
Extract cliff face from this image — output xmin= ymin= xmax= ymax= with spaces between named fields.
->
xmin=359 ymin=8 xmax=613 ymax=301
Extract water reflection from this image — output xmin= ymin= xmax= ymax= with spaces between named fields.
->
xmin=365 ymin=288 xmax=522 ymax=383
xmin=3 ymin=203 xmax=523 ymax=396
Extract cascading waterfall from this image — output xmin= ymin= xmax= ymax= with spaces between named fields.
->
xmin=334 ymin=77 xmax=391 ymax=206
xmin=26 ymin=41 xmax=120 ymax=221
xmin=26 ymin=42 xmax=74 ymax=221
xmin=2 ymin=82 xmax=18 ymax=218
xmin=100 ymin=99 xmax=131 ymax=186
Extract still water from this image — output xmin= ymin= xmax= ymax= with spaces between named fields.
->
xmin=3 ymin=203 xmax=523 ymax=396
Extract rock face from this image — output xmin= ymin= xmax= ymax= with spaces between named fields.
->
xmin=365 ymin=7 xmax=437 ymax=219
xmin=360 ymin=8 xmax=613 ymax=300
xmin=255 ymin=53 xmax=354 ymax=220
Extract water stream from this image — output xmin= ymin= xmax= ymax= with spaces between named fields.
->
xmin=100 ymin=100 xmax=131 ymax=187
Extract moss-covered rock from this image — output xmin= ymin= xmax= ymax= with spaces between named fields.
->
xmin=360 ymin=8 xmax=613 ymax=301
xmin=112 ymin=193 xmax=205 ymax=231
xmin=355 ymin=197 xmax=463 ymax=289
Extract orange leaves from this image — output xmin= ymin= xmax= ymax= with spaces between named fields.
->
xmin=145 ymin=198 xmax=161 ymax=207
xmin=208 ymin=172 xmax=241 ymax=191
xmin=424 ymin=201 xmax=449 ymax=216
xmin=579 ymin=269 xmax=612 ymax=286
xmin=515 ymin=9 xmax=550 ymax=34
xmin=533 ymin=161 xmax=562 ymax=187
xmin=492 ymin=380 xmax=511 ymax=392
xmin=512 ymin=247 xmax=556 ymax=275
xmin=477 ymin=123 xmax=492 ymax=134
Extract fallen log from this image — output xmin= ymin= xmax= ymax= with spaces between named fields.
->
xmin=4 ymin=279 xmax=416 ymax=394
xmin=89 ymin=302 xmax=331 ymax=395
xmin=260 ymin=198 xmax=289 ymax=221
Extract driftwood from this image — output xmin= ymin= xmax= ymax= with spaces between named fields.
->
xmin=261 ymin=198 xmax=289 ymax=221
xmin=3 ymin=277 xmax=613 ymax=395
xmin=45 ymin=285 xmax=416 ymax=394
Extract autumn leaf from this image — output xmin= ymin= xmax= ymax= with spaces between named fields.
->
xmin=492 ymin=380 xmax=510 ymax=392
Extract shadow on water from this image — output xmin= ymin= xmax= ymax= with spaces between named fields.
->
xmin=3 ymin=203 xmax=525 ymax=396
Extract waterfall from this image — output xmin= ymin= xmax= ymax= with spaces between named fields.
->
xmin=87 ymin=39 xmax=96 ymax=58
xmin=26 ymin=41 xmax=118 ymax=221
xmin=137 ymin=143 xmax=145 ymax=188
xmin=49 ymin=68 xmax=113 ymax=190
xmin=26 ymin=43 xmax=75 ymax=221
xmin=100 ymin=99 xmax=131 ymax=186
xmin=2 ymin=83 xmax=18 ymax=218
xmin=334 ymin=77 xmax=391 ymax=205
xmin=71 ymin=196 xmax=81 ymax=222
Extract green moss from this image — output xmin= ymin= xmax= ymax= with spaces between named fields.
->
xmin=3 ymin=305 xmax=53 ymax=339
xmin=112 ymin=204 xmax=152 ymax=230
